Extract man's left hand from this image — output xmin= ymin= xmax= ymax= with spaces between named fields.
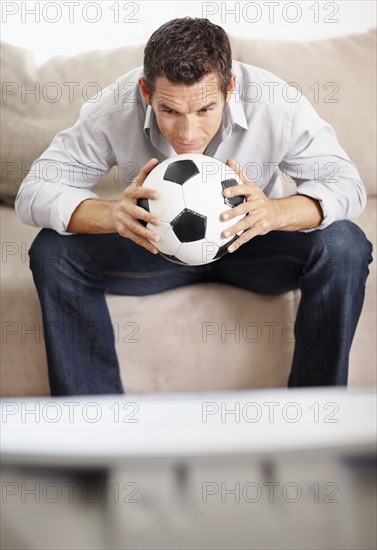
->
xmin=221 ymin=158 xmax=324 ymax=251
xmin=221 ymin=158 xmax=279 ymax=252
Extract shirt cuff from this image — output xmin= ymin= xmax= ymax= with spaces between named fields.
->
xmin=51 ymin=189 xmax=99 ymax=235
xmin=295 ymin=182 xmax=338 ymax=233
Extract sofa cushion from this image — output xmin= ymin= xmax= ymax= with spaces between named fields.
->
xmin=0 ymin=203 xmax=297 ymax=396
xmin=1 ymin=30 xmax=376 ymax=203
xmin=230 ymin=30 xmax=376 ymax=197
xmin=108 ymin=285 xmax=298 ymax=393
xmin=0 ymin=41 xmax=145 ymax=203
xmin=1 ymin=199 xmax=375 ymax=397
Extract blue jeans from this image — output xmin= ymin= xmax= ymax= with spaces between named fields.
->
xmin=29 ymin=221 xmax=373 ymax=396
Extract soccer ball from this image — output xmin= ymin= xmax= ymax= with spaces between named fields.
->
xmin=138 ymin=154 xmax=245 ymax=265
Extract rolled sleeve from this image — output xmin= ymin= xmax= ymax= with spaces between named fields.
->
xmin=281 ymin=97 xmax=367 ymax=231
xmin=295 ymin=182 xmax=339 ymax=232
xmin=15 ymin=105 xmax=116 ymax=233
xmin=16 ymin=184 xmax=99 ymax=235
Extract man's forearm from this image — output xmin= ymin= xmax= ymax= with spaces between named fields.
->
xmin=68 ymin=194 xmax=323 ymax=236
xmin=272 ymin=195 xmax=323 ymax=232
xmin=67 ymin=199 xmax=116 ymax=233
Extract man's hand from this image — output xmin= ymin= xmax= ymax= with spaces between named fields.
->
xmin=67 ymin=158 xmax=162 ymax=254
xmin=110 ymin=158 xmax=161 ymax=254
xmin=220 ymin=158 xmax=323 ymax=252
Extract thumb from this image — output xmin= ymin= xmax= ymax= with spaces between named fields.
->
xmin=226 ymin=157 xmax=245 ymax=183
xmin=226 ymin=158 xmax=255 ymax=186
xmin=135 ymin=158 xmax=159 ymax=187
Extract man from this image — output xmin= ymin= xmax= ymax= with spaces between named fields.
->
xmin=16 ymin=18 xmax=372 ymax=396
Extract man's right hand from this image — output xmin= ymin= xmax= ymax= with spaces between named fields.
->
xmin=67 ymin=158 xmax=161 ymax=254
xmin=110 ymin=158 xmax=161 ymax=253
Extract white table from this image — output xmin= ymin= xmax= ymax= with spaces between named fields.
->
xmin=1 ymin=387 xmax=376 ymax=550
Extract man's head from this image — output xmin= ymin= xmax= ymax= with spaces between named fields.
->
xmin=142 ymin=17 xmax=232 ymax=97
xmin=139 ymin=18 xmax=235 ymax=154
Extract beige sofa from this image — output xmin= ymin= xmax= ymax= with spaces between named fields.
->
xmin=1 ymin=30 xmax=376 ymax=396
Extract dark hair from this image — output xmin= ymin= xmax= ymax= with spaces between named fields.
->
xmin=143 ymin=18 xmax=232 ymax=97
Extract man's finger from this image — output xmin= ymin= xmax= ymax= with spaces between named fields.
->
xmin=223 ymin=183 xmax=254 ymax=199
xmin=226 ymin=158 xmax=256 ymax=187
xmin=133 ymin=186 xmax=159 ymax=200
xmin=134 ymin=158 xmax=159 ymax=187
xmin=117 ymin=222 xmax=160 ymax=254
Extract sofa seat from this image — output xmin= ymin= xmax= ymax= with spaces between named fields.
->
xmin=1 ymin=199 xmax=375 ymax=397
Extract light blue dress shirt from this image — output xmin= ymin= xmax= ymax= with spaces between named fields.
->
xmin=15 ymin=61 xmax=366 ymax=234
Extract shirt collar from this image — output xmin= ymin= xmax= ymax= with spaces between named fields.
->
xmin=227 ymin=85 xmax=249 ymax=130
xmin=143 ymin=105 xmax=176 ymax=156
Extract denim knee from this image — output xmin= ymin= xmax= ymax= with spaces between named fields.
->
xmin=316 ymin=220 xmax=373 ymax=277
xmin=28 ymin=229 xmax=87 ymax=278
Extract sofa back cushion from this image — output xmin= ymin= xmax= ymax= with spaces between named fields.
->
xmin=0 ymin=41 xmax=145 ymax=203
xmin=230 ymin=30 xmax=376 ymax=197
xmin=1 ymin=30 xmax=375 ymax=203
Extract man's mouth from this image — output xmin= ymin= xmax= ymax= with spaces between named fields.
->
xmin=175 ymin=140 xmax=203 ymax=151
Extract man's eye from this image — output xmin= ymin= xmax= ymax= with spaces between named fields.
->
xmin=163 ymin=109 xmax=177 ymax=114
xmin=200 ymin=108 xmax=214 ymax=113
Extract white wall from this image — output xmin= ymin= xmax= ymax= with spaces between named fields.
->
xmin=1 ymin=0 xmax=376 ymax=64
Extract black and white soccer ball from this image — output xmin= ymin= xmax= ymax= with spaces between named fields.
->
xmin=138 ymin=154 xmax=245 ymax=265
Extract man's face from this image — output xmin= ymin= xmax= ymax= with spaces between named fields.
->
xmin=139 ymin=73 xmax=235 ymax=155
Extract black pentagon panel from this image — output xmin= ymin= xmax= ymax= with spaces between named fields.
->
xmin=137 ymin=197 xmax=150 ymax=212
xmin=137 ymin=197 xmax=150 ymax=227
xmin=171 ymin=209 xmax=207 ymax=242
xmin=221 ymin=179 xmax=244 ymax=207
xmin=159 ymin=252 xmax=189 ymax=265
xmin=164 ymin=160 xmax=200 ymax=185
xmin=213 ymin=235 xmax=239 ymax=261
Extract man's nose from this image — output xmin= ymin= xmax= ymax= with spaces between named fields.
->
xmin=178 ymin=116 xmax=196 ymax=142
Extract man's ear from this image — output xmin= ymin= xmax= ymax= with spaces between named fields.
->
xmin=226 ymin=74 xmax=236 ymax=102
xmin=138 ymin=78 xmax=151 ymax=104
